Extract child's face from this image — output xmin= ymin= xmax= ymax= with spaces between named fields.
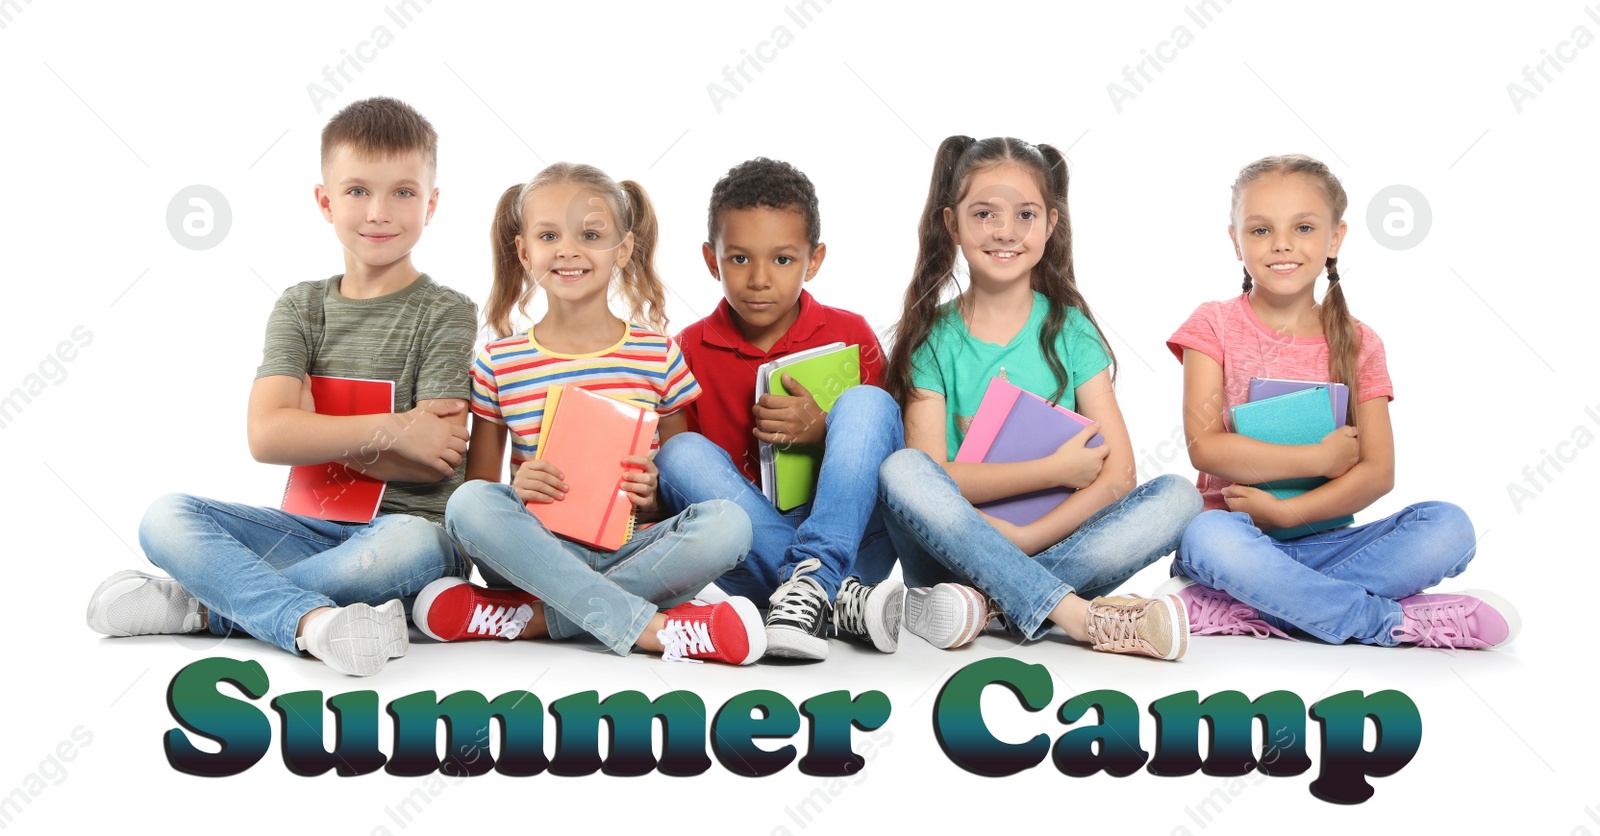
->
xmin=517 ymin=182 xmax=634 ymax=308
xmin=1229 ymin=172 xmax=1347 ymax=299
xmin=702 ymin=206 xmax=824 ymax=347
xmin=945 ymin=163 xmax=1056 ymax=287
xmin=316 ymin=146 xmax=438 ymax=272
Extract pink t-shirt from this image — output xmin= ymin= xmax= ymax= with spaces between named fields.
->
xmin=1167 ymin=293 xmax=1394 ymax=511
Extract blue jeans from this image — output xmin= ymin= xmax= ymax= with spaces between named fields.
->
xmin=139 ymin=493 xmax=463 ymax=655
xmin=444 ymin=480 xmax=752 ymax=655
xmin=877 ymin=449 xmax=1202 ymax=640
xmin=1174 ymin=503 xmax=1476 ymax=645
xmin=655 ymin=385 xmax=903 ymax=600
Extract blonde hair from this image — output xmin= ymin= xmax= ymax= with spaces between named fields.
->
xmin=1231 ymin=154 xmax=1360 ymax=423
xmin=486 ymin=163 xmax=667 ymax=338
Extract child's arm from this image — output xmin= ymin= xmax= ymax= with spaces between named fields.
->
xmin=1181 ymin=349 xmax=1360 ymax=484
xmin=463 ymin=414 xmax=507 ymax=483
xmin=247 ymin=375 xmax=468 ymax=479
xmin=904 ymin=388 xmax=1107 ymax=506
xmin=981 ymin=369 xmax=1137 ymax=556
xmin=1221 ymin=396 xmax=1395 ymax=530
xmin=753 ymin=374 xmax=827 ymax=447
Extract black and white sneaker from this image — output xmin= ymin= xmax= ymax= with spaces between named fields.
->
xmin=764 ymin=558 xmax=831 ymax=660
xmin=832 ymin=576 xmax=905 ymax=653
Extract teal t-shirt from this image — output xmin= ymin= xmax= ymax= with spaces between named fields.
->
xmin=909 ymin=291 xmax=1111 ymax=461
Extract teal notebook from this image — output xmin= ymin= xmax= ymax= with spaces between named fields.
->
xmin=1229 ymin=386 xmax=1355 ymax=540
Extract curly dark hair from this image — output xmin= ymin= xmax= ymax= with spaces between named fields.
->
xmin=705 ymin=157 xmax=821 ymax=248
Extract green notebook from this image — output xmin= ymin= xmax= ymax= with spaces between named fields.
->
xmin=756 ymin=343 xmax=862 ymax=510
xmin=1229 ymin=385 xmax=1355 ymax=540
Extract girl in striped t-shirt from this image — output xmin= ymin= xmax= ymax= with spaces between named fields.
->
xmin=416 ymin=163 xmax=765 ymax=665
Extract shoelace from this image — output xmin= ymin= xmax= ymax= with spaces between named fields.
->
xmin=769 ymin=558 xmax=826 ymax=627
xmin=1189 ymin=589 xmax=1294 ymax=640
xmin=831 ymin=580 xmax=869 ymax=635
xmin=658 ymin=618 xmax=715 ymax=663
xmin=1392 ymin=602 xmax=1480 ymax=650
xmin=1084 ymin=599 xmax=1159 ymax=653
xmin=467 ymin=603 xmax=534 ymax=639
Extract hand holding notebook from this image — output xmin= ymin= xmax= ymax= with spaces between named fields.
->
xmin=1229 ymin=385 xmax=1355 ymax=539
xmin=527 ymin=384 xmax=659 ymax=551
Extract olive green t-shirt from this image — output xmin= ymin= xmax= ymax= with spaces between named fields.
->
xmin=255 ymin=274 xmax=478 ymax=523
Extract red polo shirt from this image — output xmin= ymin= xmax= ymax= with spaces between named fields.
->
xmin=676 ymin=290 xmax=886 ymax=483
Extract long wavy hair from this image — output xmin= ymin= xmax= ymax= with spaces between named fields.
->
xmin=885 ymin=136 xmax=1117 ymax=406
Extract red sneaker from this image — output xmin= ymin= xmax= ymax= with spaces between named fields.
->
xmin=657 ymin=597 xmax=766 ymax=665
xmin=413 ymin=577 xmax=538 ymax=642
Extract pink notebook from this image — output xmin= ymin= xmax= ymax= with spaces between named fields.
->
xmin=956 ymin=377 xmax=1103 ymax=462
xmin=954 ymin=377 xmax=1105 ymax=526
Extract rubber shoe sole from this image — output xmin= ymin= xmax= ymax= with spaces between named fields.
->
xmin=904 ymin=584 xmax=988 ymax=649
xmin=305 ymin=600 xmax=409 ymax=676
xmin=860 ymin=580 xmax=906 ymax=653
xmin=765 ymin=621 xmax=829 ymax=660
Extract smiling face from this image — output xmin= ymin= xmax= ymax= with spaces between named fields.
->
xmin=316 ymin=144 xmax=438 ymax=277
xmin=945 ymin=162 xmax=1057 ymax=289
xmin=1229 ymin=171 xmax=1347 ymax=300
xmin=516 ymin=181 xmax=633 ymax=309
xmin=703 ymin=205 xmax=825 ymax=351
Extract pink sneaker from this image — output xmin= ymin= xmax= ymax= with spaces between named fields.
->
xmin=412 ymin=577 xmax=538 ymax=642
xmin=1392 ymin=589 xmax=1520 ymax=650
xmin=1153 ymin=575 xmax=1294 ymax=640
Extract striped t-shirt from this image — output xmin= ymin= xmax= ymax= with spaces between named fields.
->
xmin=470 ymin=323 xmax=700 ymax=473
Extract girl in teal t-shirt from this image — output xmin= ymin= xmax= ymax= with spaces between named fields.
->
xmin=880 ymin=135 xmax=1203 ymax=660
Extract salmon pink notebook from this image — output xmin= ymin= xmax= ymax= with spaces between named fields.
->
xmin=281 ymin=375 xmax=393 ymax=523
xmin=529 ymin=385 xmax=658 ymax=551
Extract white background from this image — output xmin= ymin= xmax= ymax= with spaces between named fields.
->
xmin=3 ymin=1 xmax=1598 ymax=832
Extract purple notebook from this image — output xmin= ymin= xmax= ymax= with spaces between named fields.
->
xmin=975 ymin=392 xmax=1104 ymax=526
xmin=1248 ymin=378 xmax=1349 ymax=426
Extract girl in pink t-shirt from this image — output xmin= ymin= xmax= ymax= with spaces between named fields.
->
xmin=1161 ymin=154 xmax=1519 ymax=650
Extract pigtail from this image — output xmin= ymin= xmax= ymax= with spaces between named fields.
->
xmin=1033 ymin=142 xmax=1117 ymax=404
xmin=1318 ymin=258 xmax=1361 ymax=424
xmin=885 ymin=135 xmax=974 ymax=405
xmin=486 ymin=183 xmax=530 ymax=339
xmin=1231 ymin=154 xmax=1360 ymax=424
xmin=615 ymin=180 xmax=669 ymax=334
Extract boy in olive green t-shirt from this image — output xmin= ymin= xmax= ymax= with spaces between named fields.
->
xmin=86 ymin=97 xmax=475 ymax=676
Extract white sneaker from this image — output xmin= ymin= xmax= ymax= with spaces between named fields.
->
xmin=297 ymin=600 xmax=409 ymax=676
xmin=87 ymin=570 xmax=203 ymax=636
xmin=904 ymin=583 xmax=993 ymax=649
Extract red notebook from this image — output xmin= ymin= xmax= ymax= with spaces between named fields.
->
xmin=281 ymin=375 xmax=394 ymax=523
xmin=529 ymin=385 xmax=659 ymax=551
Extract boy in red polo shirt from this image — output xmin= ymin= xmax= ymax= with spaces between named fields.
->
xmin=655 ymin=158 xmax=905 ymax=661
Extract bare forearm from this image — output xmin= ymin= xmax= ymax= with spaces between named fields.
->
xmin=249 ymin=409 xmax=413 ymax=467
xmin=1018 ymin=456 xmax=1137 ymax=553
xmin=1282 ymin=460 xmax=1393 ymax=525
xmin=339 ymin=450 xmax=454 ymax=483
xmin=940 ymin=458 xmax=1060 ymax=505
xmin=1189 ymin=432 xmax=1326 ymax=485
